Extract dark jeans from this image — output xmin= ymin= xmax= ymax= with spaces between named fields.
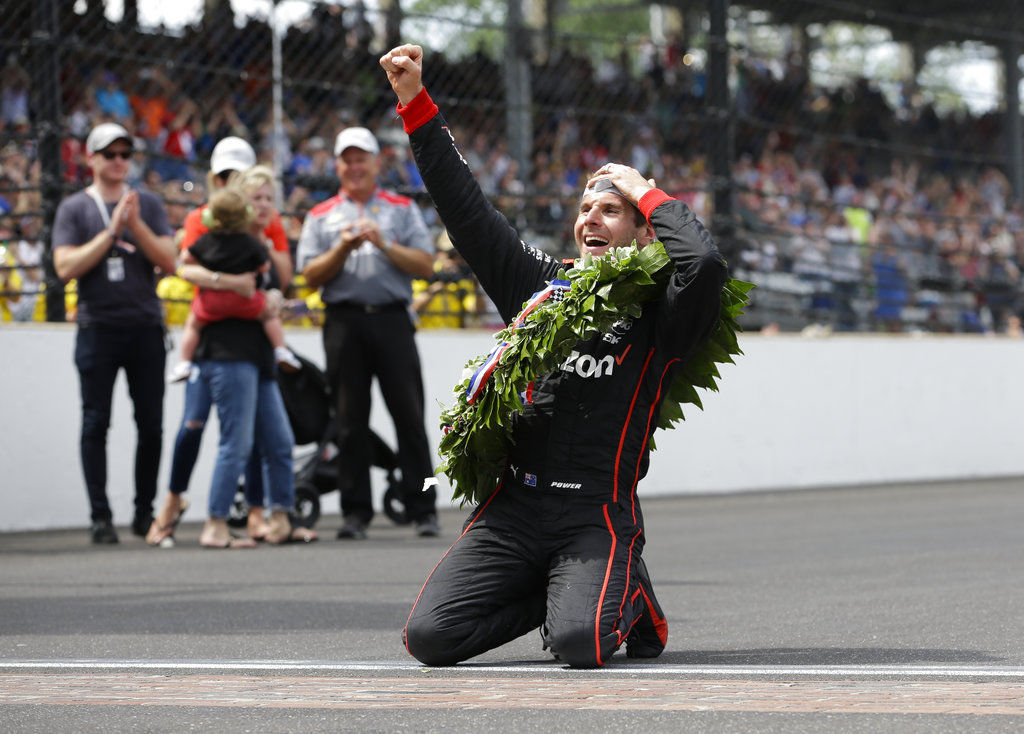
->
xmin=323 ymin=304 xmax=435 ymax=524
xmin=74 ymin=324 xmax=166 ymax=523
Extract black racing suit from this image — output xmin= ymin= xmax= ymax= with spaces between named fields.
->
xmin=399 ymin=89 xmax=728 ymax=667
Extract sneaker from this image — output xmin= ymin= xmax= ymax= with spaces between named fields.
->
xmin=414 ymin=513 xmax=440 ymax=538
xmin=336 ymin=516 xmax=367 ymax=540
xmin=168 ymin=361 xmax=193 ymax=383
xmin=90 ymin=519 xmax=119 ymax=545
xmin=130 ymin=513 xmax=153 ymax=538
xmin=274 ymin=346 xmax=302 ymax=373
xmin=625 ymin=557 xmax=668 ymax=659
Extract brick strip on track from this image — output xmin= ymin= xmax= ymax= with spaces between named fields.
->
xmin=2 ymin=674 xmax=1023 ymax=715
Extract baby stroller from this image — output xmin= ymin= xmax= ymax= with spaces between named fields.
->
xmin=228 ymin=350 xmax=410 ymax=529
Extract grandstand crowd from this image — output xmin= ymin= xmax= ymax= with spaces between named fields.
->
xmin=1 ymin=6 xmax=1023 ymax=334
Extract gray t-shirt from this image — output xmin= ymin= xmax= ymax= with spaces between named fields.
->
xmin=295 ymin=188 xmax=433 ymax=306
xmin=52 ymin=188 xmax=173 ymax=326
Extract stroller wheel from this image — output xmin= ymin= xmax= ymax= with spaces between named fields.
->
xmin=227 ymin=486 xmax=249 ymax=529
xmin=383 ymin=480 xmax=410 ymax=526
xmin=292 ymin=482 xmax=321 ymax=529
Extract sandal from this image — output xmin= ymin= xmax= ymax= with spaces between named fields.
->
xmin=247 ymin=508 xmax=272 ymax=542
xmin=265 ymin=511 xmax=318 ymax=545
xmin=282 ymin=526 xmax=318 ymax=544
xmin=145 ymin=497 xmax=190 ymax=546
xmin=200 ymin=535 xmax=258 ymax=550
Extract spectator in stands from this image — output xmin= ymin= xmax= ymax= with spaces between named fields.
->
xmin=94 ymin=72 xmax=132 ymax=125
xmin=288 ymin=136 xmax=317 ymax=177
xmin=0 ymin=234 xmax=32 ymax=321
xmin=297 ymin=125 xmax=439 ymax=540
xmin=1 ymin=142 xmax=28 ymax=197
xmin=982 ymin=249 xmax=1020 ymax=332
xmin=61 ymin=135 xmax=89 ymax=186
xmin=128 ymin=139 xmax=152 ymax=188
xmin=67 ymin=94 xmax=96 ymax=141
xmin=306 ymin=136 xmax=334 ymax=176
xmin=51 ymin=122 xmax=177 ymax=544
xmin=825 ymin=209 xmax=862 ymax=331
xmin=162 ymin=180 xmax=194 ymax=231
xmin=20 ymin=21 xmax=1024 ymax=336
xmin=412 ymin=230 xmax=477 ymax=328
xmin=130 ymin=67 xmax=176 ymax=142
xmin=7 ymin=215 xmax=44 ymax=322
xmin=1 ymin=63 xmax=30 ymax=130
xmin=871 ymin=230 xmax=909 ymax=332
xmin=158 ymin=98 xmax=200 ymax=182
xmin=792 ymin=218 xmax=833 ymax=322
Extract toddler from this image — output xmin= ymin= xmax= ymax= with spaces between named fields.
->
xmin=169 ymin=186 xmax=300 ymax=381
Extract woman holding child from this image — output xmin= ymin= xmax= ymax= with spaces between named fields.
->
xmin=147 ymin=137 xmax=315 ymax=548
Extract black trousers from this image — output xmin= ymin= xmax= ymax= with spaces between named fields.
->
xmin=403 ymin=469 xmax=650 ymax=668
xmin=74 ymin=324 xmax=166 ymax=523
xmin=322 ymin=304 xmax=435 ymax=524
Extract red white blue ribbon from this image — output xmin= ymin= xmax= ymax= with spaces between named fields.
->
xmin=464 ymin=279 xmax=570 ymax=405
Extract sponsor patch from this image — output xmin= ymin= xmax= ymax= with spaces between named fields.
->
xmin=561 ymin=350 xmax=615 ymax=378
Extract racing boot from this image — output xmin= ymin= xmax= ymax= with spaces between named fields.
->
xmin=625 ymin=556 xmax=668 ymax=658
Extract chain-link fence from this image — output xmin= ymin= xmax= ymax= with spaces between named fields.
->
xmin=2 ymin=0 xmax=1023 ymax=333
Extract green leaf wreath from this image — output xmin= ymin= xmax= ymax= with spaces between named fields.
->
xmin=438 ymin=241 xmax=754 ymax=506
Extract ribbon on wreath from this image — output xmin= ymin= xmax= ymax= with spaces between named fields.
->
xmin=463 ymin=278 xmax=570 ymax=405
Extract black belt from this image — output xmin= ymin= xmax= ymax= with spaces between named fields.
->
xmin=327 ymin=301 xmax=407 ymax=315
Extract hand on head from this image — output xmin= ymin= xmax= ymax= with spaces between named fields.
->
xmin=587 ymin=163 xmax=657 ymax=207
xmin=379 ymin=44 xmax=424 ymax=105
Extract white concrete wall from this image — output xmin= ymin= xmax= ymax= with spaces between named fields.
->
xmin=2 ymin=324 xmax=1021 ymax=531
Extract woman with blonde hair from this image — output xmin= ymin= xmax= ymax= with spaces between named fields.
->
xmin=169 ymin=186 xmax=299 ymax=377
xmin=148 ymin=139 xmax=314 ymax=547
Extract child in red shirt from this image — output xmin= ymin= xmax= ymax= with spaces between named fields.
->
xmin=169 ymin=186 xmax=300 ymax=381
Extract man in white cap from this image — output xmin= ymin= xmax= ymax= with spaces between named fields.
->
xmin=52 ymin=122 xmax=178 ymax=544
xmin=297 ymin=126 xmax=440 ymax=540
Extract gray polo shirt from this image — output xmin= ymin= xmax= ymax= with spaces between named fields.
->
xmin=296 ymin=187 xmax=433 ymax=306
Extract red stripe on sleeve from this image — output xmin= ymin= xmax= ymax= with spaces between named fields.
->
xmin=638 ymin=189 xmax=672 ymax=221
xmin=396 ymin=88 xmax=439 ymax=135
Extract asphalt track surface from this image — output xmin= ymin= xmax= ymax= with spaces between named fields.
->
xmin=2 ymin=478 xmax=1023 ymax=733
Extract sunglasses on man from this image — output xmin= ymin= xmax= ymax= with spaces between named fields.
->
xmin=100 ymin=150 xmax=132 ymax=160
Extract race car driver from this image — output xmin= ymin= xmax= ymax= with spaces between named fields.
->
xmin=380 ymin=44 xmax=729 ymax=668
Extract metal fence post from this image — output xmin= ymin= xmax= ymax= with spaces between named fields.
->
xmin=1004 ymin=3 xmax=1023 ymax=205
xmin=505 ymin=0 xmax=533 ymax=186
xmin=707 ymin=0 xmax=736 ymax=258
xmin=31 ymin=0 xmax=65 ymax=322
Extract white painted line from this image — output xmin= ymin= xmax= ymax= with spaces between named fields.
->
xmin=1 ymin=659 xmax=1023 ymax=678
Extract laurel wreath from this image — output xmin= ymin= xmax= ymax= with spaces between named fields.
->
xmin=437 ymin=241 xmax=753 ymax=506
